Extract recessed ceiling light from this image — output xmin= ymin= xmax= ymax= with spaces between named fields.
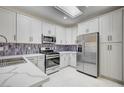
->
xmin=64 ymin=16 xmax=67 ymax=19
xmin=55 ymin=6 xmax=83 ymax=18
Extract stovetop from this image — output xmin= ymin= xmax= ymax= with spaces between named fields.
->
xmin=40 ymin=49 xmax=59 ymax=55
xmin=41 ymin=52 xmax=59 ymax=55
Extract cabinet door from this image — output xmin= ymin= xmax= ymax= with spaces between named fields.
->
xmin=56 ymin=25 xmax=65 ymax=44
xmin=60 ymin=54 xmax=66 ymax=68
xmin=100 ymin=43 xmax=110 ymax=77
xmin=78 ymin=22 xmax=88 ymax=35
xmin=42 ymin=22 xmax=50 ymax=36
xmin=99 ymin=13 xmax=112 ymax=43
xmin=0 ymin=8 xmax=16 ymax=43
xmin=66 ymin=28 xmax=72 ymax=44
xmin=71 ymin=26 xmax=77 ymax=44
xmin=30 ymin=18 xmax=42 ymax=44
xmin=110 ymin=43 xmax=122 ymax=81
xmin=88 ymin=18 xmax=99 ymax=33
xmin=111 ymin=9 xmax=122 ymax=42
xmin=49 ymin=24 xmax=56 ymax=36
xmin=69 ymin=53 xmax=77 ymax=67
xmin=17 ymin=14 xmax=31 ymax=43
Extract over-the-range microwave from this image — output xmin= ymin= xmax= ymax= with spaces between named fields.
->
xmin=42 ymin=34 xmax=56 ymax=44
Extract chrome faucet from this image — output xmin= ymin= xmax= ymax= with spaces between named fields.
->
xmin=0 ymin=34 xmax=8 ymax=43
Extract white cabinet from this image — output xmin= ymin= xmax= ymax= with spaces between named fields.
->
xmin=99 ymin=13 xmax=111 ymax=43
xmin=30 ymin=18 xmax=42 ymax=44
xmin=88 ymin=18 xmax=99 ymax=33
xmin=60 ymin=52 xmax=77 ymax=68
xmin=78 ymin=22 xmax=88 ymax=35
xmin=17 ymin=14 xmax=42 ymax=43
xmin=0 ymin=8 xmax=16 ymax=43
xmin=100 ymin=43 xmax=111 ymax=77
xmin=17 ymin=14 xmax=32 ymax=43
xmin=69 ymin=53 xmax=77 ymax=67
xmin=65 ymin=26 xmax=77 ymax=44
xmin=56 ymin=25 xmax=66 ymax=44
xmin=99 ymin=9 xmax=122 ymax=43
xmin=42 ymin=22 xmax=55 ymax=36
xmin=100 ymin=43 xmax=122 ymax=81
xmin=60 ymin=53 xmax=68 ymax=68
xmin=111 ymin=9 xmax=122 ymax=42
xmin=78 ymin=18 xmax=98 ymax=36
xmin=65 ymin=28 xmax=72 ymax=44
xmin=71 ymin=26 xmax=77 ymax=44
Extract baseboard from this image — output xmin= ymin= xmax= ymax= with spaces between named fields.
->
xmin=99 ymin=75 xmax=124 ymax=85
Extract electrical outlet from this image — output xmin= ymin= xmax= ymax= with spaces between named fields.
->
xmin=0 ymin=47 xmax=4 ymax=51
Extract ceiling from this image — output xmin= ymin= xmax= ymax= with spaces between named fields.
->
xmin=4 ymin=6 xmax=122 ymax=26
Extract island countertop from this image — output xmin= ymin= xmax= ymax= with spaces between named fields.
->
xmin=0 ymin=57 xmax=49 ymax=87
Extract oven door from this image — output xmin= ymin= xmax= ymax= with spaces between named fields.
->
xmin=45 ymin=55 xmax=60 ymax=69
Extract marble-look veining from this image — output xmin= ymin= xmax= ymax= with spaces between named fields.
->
xmin=0 ymin=57 xmax=49 ymax=87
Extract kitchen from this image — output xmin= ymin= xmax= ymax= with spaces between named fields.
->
xmin=0 ymin=6 xmax=124 ymax=87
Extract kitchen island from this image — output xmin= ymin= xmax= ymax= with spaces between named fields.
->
xmin=0 ymin=55 xmax=49 ymax=87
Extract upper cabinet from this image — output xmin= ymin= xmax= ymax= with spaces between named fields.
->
xmin=65 ymin=26 xmax=77 ymax=45
xmin=17 ymin=14 xmax=32 ymax=43
xmin=42 ymin=22 xmax=56 ymax=36
xmin=30 ymin=18 xmax=42 ymax=44
xmin=65 ymin=28 xmax=72 ymax=44
xmin=99 ymin=9 xmax=122 ymax=43
xmin=56 ymin=25 xmax=66 ymax=44
xmin=0 ymin=8 xmax=16 ymax=43
xmin=17 ymin=14 xmax=42 ymax=44
xmin=78 ymin=18 xmax=99 ymax=36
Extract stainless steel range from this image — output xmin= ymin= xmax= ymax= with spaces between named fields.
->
xmin=40 ymin=48 xmax=60 ymax=75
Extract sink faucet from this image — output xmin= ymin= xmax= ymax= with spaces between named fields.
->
xmin=0 ymin=34 xmax=8 ymax=43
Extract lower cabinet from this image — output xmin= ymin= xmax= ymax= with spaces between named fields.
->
xmin=60 ymin=53 xmax=68 ymax=68
xmin=69 ymin=53 xmax=77 ymax=67
xmin=60 ymin=52 xmax=77 ymax=68
xmin=26 ymin=55 xmax=45 ymax=72
xmin=100 ymin=43 xmax=122 ymax=81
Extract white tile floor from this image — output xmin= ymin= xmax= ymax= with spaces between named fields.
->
xmin=43 ymin=67 xmax=123 ymax=87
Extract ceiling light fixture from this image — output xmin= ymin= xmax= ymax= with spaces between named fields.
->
xmin=55 ymin=6 xmax=83 ymax=18
xmin=64 ymin=16 xmax=67 ymax=19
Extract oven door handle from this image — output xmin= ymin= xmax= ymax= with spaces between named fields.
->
xmin=46 ymin=56 xmax=59 ymax=59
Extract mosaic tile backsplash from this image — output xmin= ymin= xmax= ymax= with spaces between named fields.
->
xmin=0 ymin=43 xmax=77 ymax=56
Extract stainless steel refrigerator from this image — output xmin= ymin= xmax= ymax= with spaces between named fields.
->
xmin=76 ymin=32 xmax=99 ymax=77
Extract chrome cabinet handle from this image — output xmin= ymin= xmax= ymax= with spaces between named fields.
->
xmin=107 ymin=45 xmax=109 ymax=50
xmin=110 ymin=45 xmax=112 ymax=51
xmin=14 ymin=35 xmax=16 ymax=41
xmin=110 ymin=35 xmax=112 ymax=41
xmin=108 ymin=35 xmax=109 ymax=41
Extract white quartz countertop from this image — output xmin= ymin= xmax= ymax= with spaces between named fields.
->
xmin=59 ymin=51 xmax=77 ymax=54
xmin=0 ymin=53 xmax=45 ymax=60
xmin=0 ymin=57 xmax=49 ymax=87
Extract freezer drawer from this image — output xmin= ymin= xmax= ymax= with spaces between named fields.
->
xmin=83 ymin=63 xmax=97 ymax=77
xmin=77 ymin=62 xmax=84 ymax=72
